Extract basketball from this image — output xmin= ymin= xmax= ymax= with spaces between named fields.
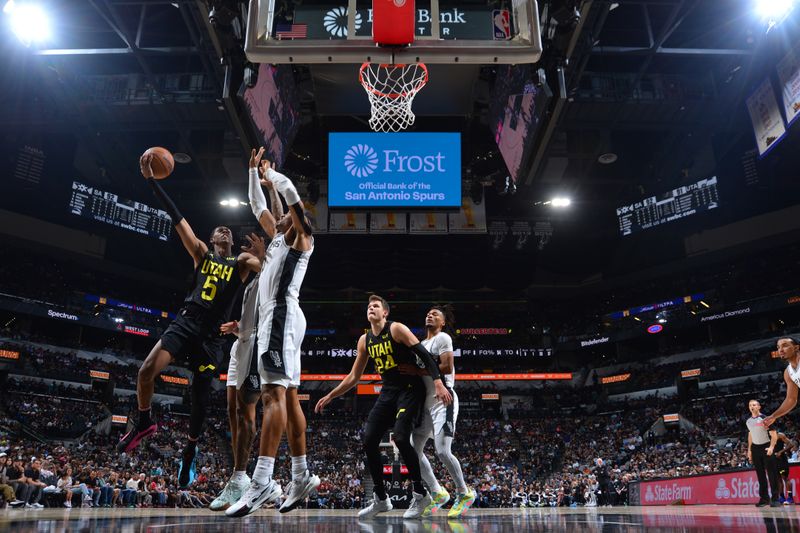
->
xmin=143 ymin=147 xmax=175 ymax=180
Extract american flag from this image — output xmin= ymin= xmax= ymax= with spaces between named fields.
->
xmin=276 ymin=23 xmax=308 ymax=39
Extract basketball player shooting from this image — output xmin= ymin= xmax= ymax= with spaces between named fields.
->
xmin=764 ymin=337 xmax=800 ymax=427
xmin=117 ymin=153 xmax=263 ymax=490
xmin=315 ymin=295 xmax=452 ymax=520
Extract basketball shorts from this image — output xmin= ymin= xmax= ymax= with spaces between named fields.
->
xmin=414 ymin=387 xmax=459 ymax=439
xmin=257 ymin=302 xmax=306 ymax=389
xmin=226 ymin=335 xmax=260 ymax=392
xmin=778 ymin=458 xmax=790 ymax=477
xmin=160 ymin=309 xmax=224 ymax=377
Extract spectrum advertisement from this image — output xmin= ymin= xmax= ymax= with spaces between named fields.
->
xmin=328 ymin=133 xmax=461 ymax=209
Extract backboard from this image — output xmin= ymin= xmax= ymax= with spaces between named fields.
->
xmin=245 ymin=0 xmax=543 ymax=65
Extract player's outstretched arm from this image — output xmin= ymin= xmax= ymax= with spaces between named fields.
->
xmin=260 ymin=160 xmax=284 ymax=220
xmin=263 ymin=161 xmax=314 ymax=241
xmin=766 ymin=368 xmax=799 ymax=426
xmin=237 ymin=233 xmax=265 ymax=278
xmin=315 ymin=335 xmax=369 ymax=413
xmin=141 ymin=154 xmax=206 ymax=266
xmin=248 ymin=148 xmax=280 ymax=239
xmin=390 ymin=322 xmax=453 ymax=405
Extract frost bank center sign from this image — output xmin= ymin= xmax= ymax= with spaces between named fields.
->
xmin=328 ymin=133 xmax=461 ymax=209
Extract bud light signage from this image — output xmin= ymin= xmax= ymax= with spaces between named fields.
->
xmin=329 ymin=132 xmax=461 ymax=209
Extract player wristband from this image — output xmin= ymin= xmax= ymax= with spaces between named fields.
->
xmin=148 ymin=179 xmax=183 ymax=225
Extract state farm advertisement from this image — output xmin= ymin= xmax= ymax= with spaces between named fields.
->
xmin=632 ymin=466 xmax=800 ymax=505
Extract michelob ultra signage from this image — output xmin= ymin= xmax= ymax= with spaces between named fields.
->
xmin=328 ymin=132 xmax=461 ymax=209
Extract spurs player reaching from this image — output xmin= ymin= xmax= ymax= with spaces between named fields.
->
xmin=227 ymin=148 xmax=320 ymax=517
xmin=412 ymin=305 xmax=476 ymax=518
xmin=765 ymin=337 xmax=800 ymax=428
xmin=211 ymin=154 xmax=286 ymax=511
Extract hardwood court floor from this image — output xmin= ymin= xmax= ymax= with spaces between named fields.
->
xmin=2 ymin=505 xmax=799 ymax=532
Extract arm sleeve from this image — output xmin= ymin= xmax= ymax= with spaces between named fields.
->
xmin=148 ymin=179 xmax=183 ymax=225
xmin=266 ymin=167 xmax=301 ymax=205
xmin=249 ymin=167 xmax=268 ymax=219
xmin=410 ymin=342 xmax=442 ymax=381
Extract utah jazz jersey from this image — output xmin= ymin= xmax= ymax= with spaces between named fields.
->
xmin=184 ymin=250 xmax=242 ymax=326
xmin=365 ymin=321 xmax=421 ymax=388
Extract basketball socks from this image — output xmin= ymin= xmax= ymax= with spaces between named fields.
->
xmin=138 ymin=408 xmax=153 ymax=429
xmin=291 ymin=455 xmax=307 ymax=481
xmin=413 ymin=480 xmax=425 ymax=494
xmin=374 ymin=483 xmax=388 ymax=500
xmin=231 ymin=471 xmax=247 ymax=483
xmin=253 ymin=456 xmax=275 ymax=484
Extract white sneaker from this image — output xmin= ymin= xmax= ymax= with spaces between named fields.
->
xmin=358 ymin=492 xmax=393 ymax=520
xmin=63 ymin=499 xmax=72 ymax=508
xmin=279 ymin=470 xmax=321 ymax=513
xmin=210 ymin=476 xmax=250 ymax=511
xmin=403 ymin=491 xmax=431 ymax=519
xmin=225 ymin=478 xmax=282 ymax=518
xmin=31 ymin=503 xmax=44 ymax=509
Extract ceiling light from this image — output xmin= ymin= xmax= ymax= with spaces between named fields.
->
xmin=220 ymin=200 xmax=230 ymax=206
xmin=551 ymin=197 xmax=571 ymax=207
xmin=598 ymin=153 xmax=617 ymax=164
xmin=699 ymin=300 xmax=710 ymax=308
xmin=6 ymin=2 xmax=52 ymax=46
xmin=755 ymin=0 xmax=796 ymax=22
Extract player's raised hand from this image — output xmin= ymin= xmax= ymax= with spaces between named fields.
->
xmin=220 ymin=320 xmax=239 ymax=336
xmin=241 ymin=232 xmax=266 ymax=260
xmin=259 ymin=160 xmax=275 ymax=189
xmin=140 ymin=154 xmax=154 ymax=179
xmin=249 ymin=147 xmax=265 ymax=169
xmin=315 ymin=394 xmax=333 ymax=414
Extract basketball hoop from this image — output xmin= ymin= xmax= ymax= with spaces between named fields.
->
xmin=359 ymin=62 xmax=428 ymax=132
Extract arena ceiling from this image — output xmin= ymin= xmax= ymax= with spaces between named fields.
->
xmin=0 ymin=0 xmax=798 ymax=293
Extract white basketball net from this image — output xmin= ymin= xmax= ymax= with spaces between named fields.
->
xmin=359 ymin=62 xmax=428 ymax=132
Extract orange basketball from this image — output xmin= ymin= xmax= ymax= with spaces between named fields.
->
xmin=143 ymin=147 xmax=175 ymax=180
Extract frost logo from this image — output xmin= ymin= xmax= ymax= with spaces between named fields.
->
xmin=324 ymin=6 xmax=362 ymax=37
xmin=715 ymin=479 xmax=730 ymax=499
xmin=344 ymin=144 xmax=379 ymax=178
xmin=644 ymin=486 xmax=654 ymax=503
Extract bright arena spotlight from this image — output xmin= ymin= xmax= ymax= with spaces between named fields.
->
xmin=754 ymin=0 xmax=796 ymax=23
xmin=551 ymin=197 xmax=572 ymax=208
xmin=3 ymin=0 xmax=51 ymax=46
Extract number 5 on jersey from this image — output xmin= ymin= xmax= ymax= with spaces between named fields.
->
xmin=201 ymin=275 xmax=218 ymax=301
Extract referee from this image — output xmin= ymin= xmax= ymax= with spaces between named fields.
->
xmin=747 ymin=399 xmax=780 ymax=507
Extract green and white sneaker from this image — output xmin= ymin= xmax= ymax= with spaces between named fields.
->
xmin=447 ymin=488 xmax=476 ymax=518
xmin=210 ymin=475 xmax=250 ymax=511
xmin=421 ymin=489 xmax=450 ymax=518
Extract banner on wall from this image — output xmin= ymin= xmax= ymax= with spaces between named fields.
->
xmin=630 ymin=466 xmax=800 ymax=505
xmin=328 ymin=212 xmax=367 ymax=233
xmin=304 ymin=181 xmax=328 ymax=234
xmin=448 ymin=198 xmax=487 ymax=234
xmin=746 ymin=78 xmax=787 ymax=156
xmin=409 ymin=213 xmax=448 ymax=234
xmin=777 ymin=43 xmax=800 ymax=126
xmin=369 ymin=213 xmax=408 ymax=234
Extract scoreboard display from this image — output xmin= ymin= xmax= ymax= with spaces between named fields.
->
xmin=616 ymin=176 xmax=719 ymax=236
xmin=69 ymin=181 xmax=172 ymax=241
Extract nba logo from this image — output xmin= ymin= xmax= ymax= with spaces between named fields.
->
xmin=493 ymin=9 xmax=511 ymax=40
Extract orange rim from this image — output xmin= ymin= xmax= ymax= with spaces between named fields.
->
xmin=359 ymin=62 xmax=428 ymax=99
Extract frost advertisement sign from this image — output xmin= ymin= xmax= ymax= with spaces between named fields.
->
xmin=328 ymin=132 xmax=461 ymax=209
